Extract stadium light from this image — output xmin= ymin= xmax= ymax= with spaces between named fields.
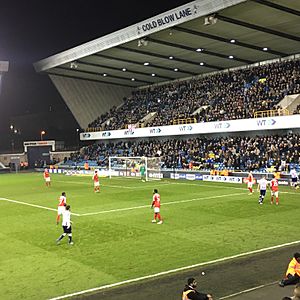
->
xmin=196 ymin=48 xmax=203 ymax=52
xmin=228 ymin=55 xmax=234 ymax=59
xmin=263 ymin=47 xmax=268 ymax=51
xmin=199 ymin=62 xmax=204 ymax=66
xmin=204 ymin=15 xmax=218 ymax=26
xmin=137 ymin=38 xmax=148 ymax=47
xmin=103 ymin=73 xmax=107 ymax=77
xmin=151 ymin=73 xmax=156 ymax=77
xmin=230 ymin=39 xmax=236 ymax=43
xmin=40 ymin=130 xmax=46 ymax=141
xmin=10 ymin=125 xmax=14 ymax=130
xmin=144 ymin=62 xmax=150 ymax=66
xmin=70 ymin=62 xmax=78 ymax=69
xmin=169 ymin=56 xmax=174 ymax=60
xmin=122 ymin=68 xmax=127 ymax=72
xmin=131 ymin=78 xmax=135 ymax=81
xmin=174 ymin=68 xmax=179 ymax=72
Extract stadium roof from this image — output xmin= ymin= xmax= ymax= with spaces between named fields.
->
xmin=34 ymin=0 xmax=300 ymax=88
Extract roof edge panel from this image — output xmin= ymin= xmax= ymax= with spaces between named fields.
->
xmin=34 ymin=0 xmax=246 ymax=72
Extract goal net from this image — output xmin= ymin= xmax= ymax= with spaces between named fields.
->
xmin=108 ymin=156 xmax=162 ymax=181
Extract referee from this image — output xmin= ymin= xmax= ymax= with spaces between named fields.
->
xmin=56 ymin=205 xmax=74 ymax=245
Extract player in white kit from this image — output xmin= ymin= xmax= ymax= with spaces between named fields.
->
xmin=257 ymin=176 xmax=268 ymax=205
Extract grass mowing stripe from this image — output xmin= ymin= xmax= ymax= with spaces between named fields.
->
xmin=0 ymin=197 xmax=81 ymax=216
xmin=48 ymin=240 xmax=300 ymax=300
xmin=79 ymin=192 xmax=245 ymax=216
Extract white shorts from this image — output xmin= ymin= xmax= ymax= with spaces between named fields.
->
xmin=45 ymin=177 xmax=51 ymax=182
xmin=271 ymin=191 xmax=279 ymax=197
xmin=58 ymin=206 xmax=65 ymax=215
xmin=154 ymin=207 xmax=160 ymax=213
xmin=247 ymin=182 xmax=253 ymax=188
xmin=94 ymin=182 xmax=100 ymax=187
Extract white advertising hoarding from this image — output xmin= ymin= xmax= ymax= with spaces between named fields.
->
xmin=80 ymin=115 xmax=300 ymax=141
xmin=203 ymin=175 xmax=243 ymax=184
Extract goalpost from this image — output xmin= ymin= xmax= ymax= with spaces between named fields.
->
xmin=108 ymin=156 xmax=162 ymax=181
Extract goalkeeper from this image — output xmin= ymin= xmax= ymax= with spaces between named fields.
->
xmin=140 ymin=163 xmax=146 ymax=182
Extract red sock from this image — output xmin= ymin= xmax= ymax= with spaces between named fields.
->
xmin=56 ymin=215 xmax=60 ymax=223
xmin=154 ymin=213 xmax=157 ymax=220
xmin=157 ymin=213 xmax=161 ymax=221
xmin=276 ymin=197 xmax=279 ymax=204
xmin=249 ymin=188 xmax=252 ymax=193
xmin=271 ymin=197 xmax=274 ymax=203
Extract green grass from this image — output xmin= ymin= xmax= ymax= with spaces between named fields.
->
xmin=0 ymin=172 xmax=299 ymax=299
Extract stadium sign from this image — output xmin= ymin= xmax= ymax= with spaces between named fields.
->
xmin=81 ymin=115 xmax=300 ymax=141
xmin=23 ymin=140 xmax=55 ymax=151
xmin=138 ymin=7 xmax=193 ymax=33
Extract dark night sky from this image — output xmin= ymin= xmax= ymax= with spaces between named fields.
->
xmin=0 ymin=0 xmax=191 ymax=151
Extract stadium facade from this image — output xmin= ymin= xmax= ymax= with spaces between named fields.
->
xmin=34 ymin=0 xmax=300 ymax=138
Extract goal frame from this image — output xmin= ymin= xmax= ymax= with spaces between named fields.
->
xmin=108 ymin=156 xmax=161 ymax=181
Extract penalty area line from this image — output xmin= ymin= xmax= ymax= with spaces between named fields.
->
xmin=48 ymin=239 xmax=300 ymax=300
xmin=0 ymin=197 xmax=80 ymax=216
xmin=79 ymin=192 xmax=245 ymax=216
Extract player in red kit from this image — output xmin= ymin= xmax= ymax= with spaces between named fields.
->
xmin=247 ymin=171 xmax=254 ymax=195
xmin=44 ymin=168 xmax=51 ymax=187
xmin=151 ymin=189 xmax=163 ymax=225
xmin=270 ymin=174 xmax=279 ymax=205
xmin=56 ymin=192 xmax=67 ymax=225
xmin=93 ymin=170 xmax=100 ymax=193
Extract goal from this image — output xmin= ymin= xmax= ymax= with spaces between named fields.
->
xmin=108 ymin=156 xmax=162 ymax=181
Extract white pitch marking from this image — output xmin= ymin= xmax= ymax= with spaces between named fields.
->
xmin=48 ymin=239 xmax=300 ymax=300
xmin=170 ymin=182 xmax=299 ymax=195
xmin=55 ymin=180 xmax=173 ymax=190
xmin=218 ymin=281 xmax=278 ymax=299
xmin=0 ymin=197 xmax=80 ymax=216
xmin=169 ymin=182 xmax=246 ymax=190
xmin=54 ymin=178 xmax=299 ymax=194
xmin=79 ymin=192 xmax=244 ymax=216
xmin=1 ymin=191 xmax=244 ymax=218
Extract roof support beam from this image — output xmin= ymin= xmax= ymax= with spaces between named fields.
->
xmin=94 ymin=53 xmax=198 ymax=76
xmin=217 ymin=14 xmax=300 ymax=42
xmin=77 ymin=60 xmax=174 ymax=81
xmin=147 ymin=37 xmax=253 ymax=64
xmin=250 ymin=0 xmax=300 ymax=17
xmin=46 ymin=72 xmax=135 ymax=88
xmin=56 ymin=66 xmax=153 ymax=84
xmin=116 ymin=46 xmax=223 ymax=71
xmin=173 ymin=26 xmax=287 ymax=57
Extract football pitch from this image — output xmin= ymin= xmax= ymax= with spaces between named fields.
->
xmin=0 ymin=172 xmax=299 ymax=300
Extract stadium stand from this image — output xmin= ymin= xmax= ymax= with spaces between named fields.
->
xmin=87 ymin=59 xmax=300 ymax=131
xmin=64 ymin=133 xmax=300 ymax=172
xmin=294 ymin=104 xmax=300 ymax=115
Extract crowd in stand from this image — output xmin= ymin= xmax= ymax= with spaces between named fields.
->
xmin=71 ymin=133 xmax=300 ymax=171
xmin=294 ymin=104 xmax=300 ymax=115
xmin=88 ymin=59 xmax=300 ymax=130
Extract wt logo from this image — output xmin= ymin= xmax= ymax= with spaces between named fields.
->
xmin=256 ymin=119 xmax=276 ymax=126
xmin=149 ymin=128 xmax=162 ymax=134
xmin=214 ymin=122 xmax=230 ymax=129
xmin=179 ymin=125 xmax=193 ymax=131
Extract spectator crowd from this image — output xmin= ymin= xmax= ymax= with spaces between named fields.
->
xmin=88 ymin=59 xmax=300 ymax=130
xmin=70 ymin=133 xmax=300 ymax=171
